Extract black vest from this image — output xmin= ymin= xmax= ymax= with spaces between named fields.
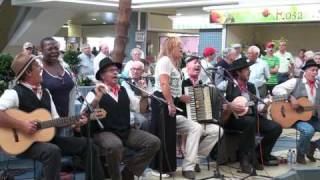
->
xmin=13 ymin=84 xmax=51 ymax=113
xmin=90 ymin=86 xmax=131 ymax=140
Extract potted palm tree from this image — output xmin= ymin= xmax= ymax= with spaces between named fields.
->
xmin=63 ymin=50 xmax=94 ymax=97
xmin=0 ymin=53 xmax=14 ymax=95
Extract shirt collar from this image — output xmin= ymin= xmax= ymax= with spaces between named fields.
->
xmin=19 ymin=82 xmax=42 ymax=91
xmin=302 ymin=76 xmax=318 ymax=88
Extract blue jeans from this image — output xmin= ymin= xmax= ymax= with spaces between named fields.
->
xmin=294 ymin=117 xmax=320 ymax=155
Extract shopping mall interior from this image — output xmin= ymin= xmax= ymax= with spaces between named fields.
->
xmin=1 ymin=0 xmax=320 ymax=179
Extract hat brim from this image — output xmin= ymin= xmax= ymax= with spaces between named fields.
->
xmin=95 ymin=62 xmax=122 ymax=81
xmin=229 ymin=61 xmax=254 ymax=72
xmin=301 ymin=63 xmax=320 ymax=70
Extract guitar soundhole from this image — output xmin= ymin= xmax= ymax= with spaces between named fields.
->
xmin=12 ymin=129 xmax=19 ymax=142
xmin=296 ymin=106 xmax=304 ymax=113
xmin=281 ymin=106 xmax=286 ymax=118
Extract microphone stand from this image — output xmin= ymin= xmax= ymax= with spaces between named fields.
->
xmin=71 ymin=71 xmax=104 ymax=180
xmin=120 ymin=77 xmax=182 ymax=180
xmin=196 ymin=59 xmax=228 ymax=180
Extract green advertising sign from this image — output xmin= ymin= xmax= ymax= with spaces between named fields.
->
xmin=210 ymin=5 xmax=320 ymax=24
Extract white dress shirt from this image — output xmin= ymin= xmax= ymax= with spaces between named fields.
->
xmin=0 ymin=83 xmax=60 ymax=119
xmin=272 ymin=77 xmax=317 ymax=104
xmin=249 ymin=58 xmax=270 ymax=88
xmin=82 ymin=85 xmax=140 ymax=113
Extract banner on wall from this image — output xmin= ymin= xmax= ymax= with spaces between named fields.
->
xmin=210 ymin=5 xmax=320 ymax=24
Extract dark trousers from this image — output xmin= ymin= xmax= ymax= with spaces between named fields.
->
xmin=258 ymin=84 xmax=267 ymax=98
xmin=93 ymin=129 xmax=160 ymax=180
xmin=224 ymin=115 xmax=282 ymax=160
xmin=266 ymin=84 xmax=277 ymax=95
xmin=19 ymin=136 xmax=105 ymax=180
xmin=278 ymin=73 xmax=289 ymax=84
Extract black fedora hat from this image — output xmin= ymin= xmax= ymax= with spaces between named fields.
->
xmin=229 ymin=57 xmax=254 ymax=71
xmin=301 ymin=59 xmax=320 ymax=70
xmin=95 ymin=57 xmax=122 ymax=81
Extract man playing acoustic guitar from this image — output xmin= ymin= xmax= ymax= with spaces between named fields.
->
xmin=273 ymin=59 xmax=320 ymax=164
xmin=222 ymin=58 xmax=282 ymax=173
xmin=0 ymin=53 xmax=105 ymax=180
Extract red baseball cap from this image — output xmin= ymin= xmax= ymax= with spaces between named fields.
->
xmin=203 ymin=47 xmax=216 ymax=57
xmin=265 ymin=42 xmax=275 ymax=49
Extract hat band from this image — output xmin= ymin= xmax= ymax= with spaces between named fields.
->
xmin=15 ymin=56 xmax=40 ymax=81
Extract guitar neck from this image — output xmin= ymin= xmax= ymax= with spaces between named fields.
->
xmin=303 ymin=106 xmax=320 ymax=112
xmin=38 ymin=115 xmax=81 ymax=129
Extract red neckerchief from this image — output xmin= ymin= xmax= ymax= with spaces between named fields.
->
xmin=110 ymin=85 xmax=120 ymax=96
xmin=237 ymin=80 xmax=247 ymax=92
xmin=307 ymin=79 xmax=315 ymax=96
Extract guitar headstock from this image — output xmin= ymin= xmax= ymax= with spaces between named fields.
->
xmin=90 ymin=108 xmax=107 ymax=119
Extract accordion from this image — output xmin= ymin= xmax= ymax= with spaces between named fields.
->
xmin=184 ymin=85 xmax=222 ymax=123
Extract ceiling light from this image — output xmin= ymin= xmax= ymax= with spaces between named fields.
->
xmin=176 ymin=13 xmax=182 ymax=16
xmin=102 ymin=22 xmax=107 ymax=24
xmin=92 ymin=18 xmax=97 ymax=21
xmin=62 ymin=25 xmax=69 ymax=28
xmin=132 ymin=0 xmax=238 ymax=8
xmin=203 ymin=0 xmax=320 ymax=11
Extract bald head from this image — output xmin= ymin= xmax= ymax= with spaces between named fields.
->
xmin=99 ymin=41 xmax=109 ymax=56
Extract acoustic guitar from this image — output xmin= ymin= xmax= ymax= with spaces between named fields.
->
xmin=222 ymin=96 xmax=255 ymax=122
xmin=269 ymin=97 xmax=320 ymax=128
xmin=0 ymin=108 xmax=106 ymax=155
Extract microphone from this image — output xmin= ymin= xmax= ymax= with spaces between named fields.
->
xmin=207 ymin=66 xmax=224 ymax=71
xmin=117 ymin=74 xmax=154 ymax=80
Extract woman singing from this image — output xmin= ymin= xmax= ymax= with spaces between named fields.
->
xmin=150 ymin=37 xmax=184 ymax=176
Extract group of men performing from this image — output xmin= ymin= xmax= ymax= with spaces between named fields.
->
xmin=0 ymin=37 xmax=320 ymax=180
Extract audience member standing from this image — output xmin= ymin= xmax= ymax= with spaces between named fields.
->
xmin=93 ymin=41 xmax=110 ymax=77
xmin=92 ymin=46 xmax=99 ymax=56
xmin=232 ymin=43 xmax=246 ymax=59
xmin=199 ymin=47 xmax=216 ymax=84
xmin=294 ymin=49 xmax=306 ymax=77
xmin=40 ymin=37 xmax=75 ymax=136
xmin=78 ymin=44 xmax=95 ymax=80
xmin=22 ymin=42 xmax=33 ymax=55
xmin=248 ymin=46 xmax=270 ymax=98
xmin=122 ymin=48 xmax=143 ymax=77
xmin=215 ymin=48 xmax=237 ymax=90
xmin=262 ymin=42 xmax=280 ymax=94
xmin=274 ymin=40 xmax=294 ymax=83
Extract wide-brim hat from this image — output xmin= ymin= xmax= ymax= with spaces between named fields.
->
xmin=301 ymin=59 xmax=320 ymax=70
xmin=95 ymin=57 xmax=122 ymax=81
xmin=11 ymin=54 xmax=39 ymax=82
xmin=229 ymin=57 xmax=254 ymax=71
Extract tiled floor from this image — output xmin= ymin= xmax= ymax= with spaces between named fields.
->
xmin=1 ymin=129 xmax=320 ymax=179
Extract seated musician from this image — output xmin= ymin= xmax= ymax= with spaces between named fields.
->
xmin=0 ymin=53 xmax=105 ymax=180
xmin=176 ymin=56 xmax=222 ymax=179
xmin=273 ymin=59 xmax=320 ymax=164
xmin=223 ymin=58 xmax=282 ymax=173
xmin=82 ymin=57 xmax=160 ymax=180
xmin=121 ymin=61 xmax=152 ymax=131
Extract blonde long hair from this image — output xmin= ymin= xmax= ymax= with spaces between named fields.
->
xmin=158 ymin=37 xmax=182 ymax=62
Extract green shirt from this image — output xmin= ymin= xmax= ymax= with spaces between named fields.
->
xmin=262 ymin=55 xmax=280 ymax=85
